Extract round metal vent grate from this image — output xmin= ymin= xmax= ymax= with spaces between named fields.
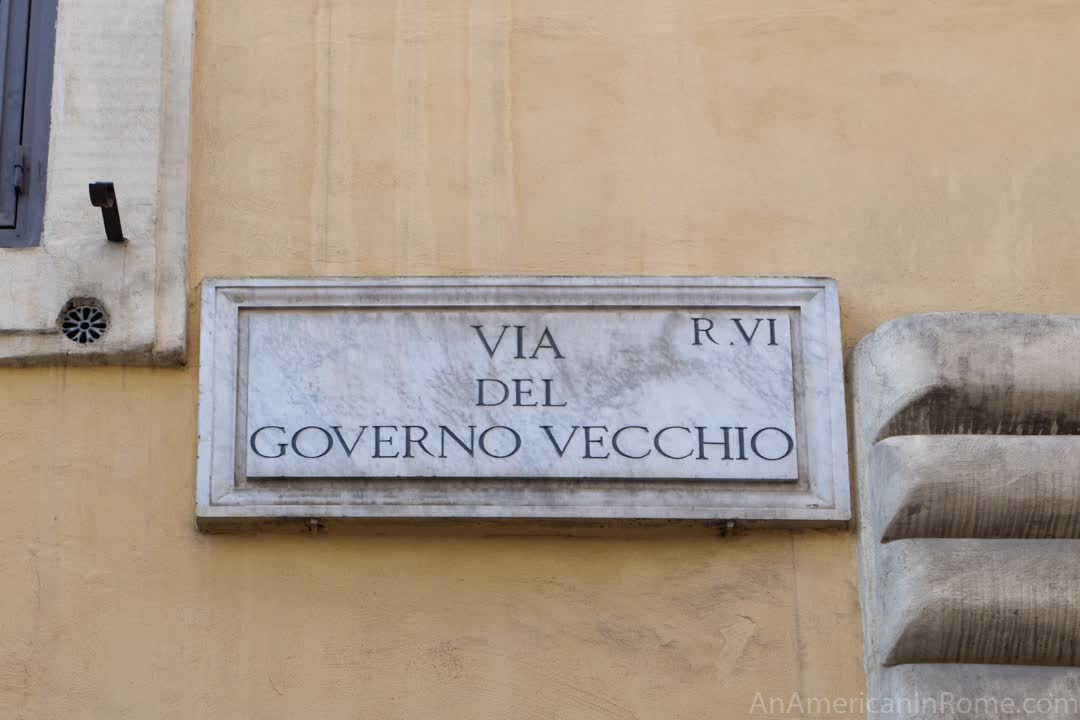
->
xmin=60 ymin=300 xmax=108 ymax=344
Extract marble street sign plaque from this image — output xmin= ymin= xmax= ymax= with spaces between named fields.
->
xmin=196 ymin=278 xmax=849 ymax=529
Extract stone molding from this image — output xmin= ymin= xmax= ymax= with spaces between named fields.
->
xmin=852 ymin=313 xmax=1080 ymax=719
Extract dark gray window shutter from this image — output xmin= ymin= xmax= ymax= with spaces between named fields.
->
xmin=0 ymin=0 xmax=56 ymax=248
xmin=0 ymin=0 xmax=30 ymax=228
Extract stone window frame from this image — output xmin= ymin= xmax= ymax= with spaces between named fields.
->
xmin=0 ymin=0 xmax=193 ymax=365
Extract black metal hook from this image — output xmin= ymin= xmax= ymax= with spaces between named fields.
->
xmin=88 ymin=181 xmax=126 ymax=243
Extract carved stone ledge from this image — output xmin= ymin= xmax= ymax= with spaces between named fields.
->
xmin=878 ymin=539 xmax=1080 ymax=667
xmin=878 ymin=665 xmax=1080 ymax=720
xmin=871 ymin=436 xmax=1080 ymax=541
xmin=852 ymin=313 xmax=1080 ymax=443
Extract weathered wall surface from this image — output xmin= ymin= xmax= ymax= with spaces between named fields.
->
xmin=3 ymin=0 xmax=1080 ymax=717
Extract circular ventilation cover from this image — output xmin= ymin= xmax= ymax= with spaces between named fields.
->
xmin=60 ymin=300 xmax=108 ymax=344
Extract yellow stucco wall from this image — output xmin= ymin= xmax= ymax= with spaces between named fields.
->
xmin=3 ymin=0 xmax=1080 ymax=717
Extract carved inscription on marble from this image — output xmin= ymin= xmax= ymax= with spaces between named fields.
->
xmin=244 ymin=310 xmax=798 ymax=481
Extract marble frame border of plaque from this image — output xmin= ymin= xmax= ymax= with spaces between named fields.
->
xmin=195 ymin=277 xmax=850 ymax=531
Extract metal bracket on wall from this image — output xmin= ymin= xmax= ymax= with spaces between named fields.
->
xmin=88 ymin=181 xmax=126 ymax=243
